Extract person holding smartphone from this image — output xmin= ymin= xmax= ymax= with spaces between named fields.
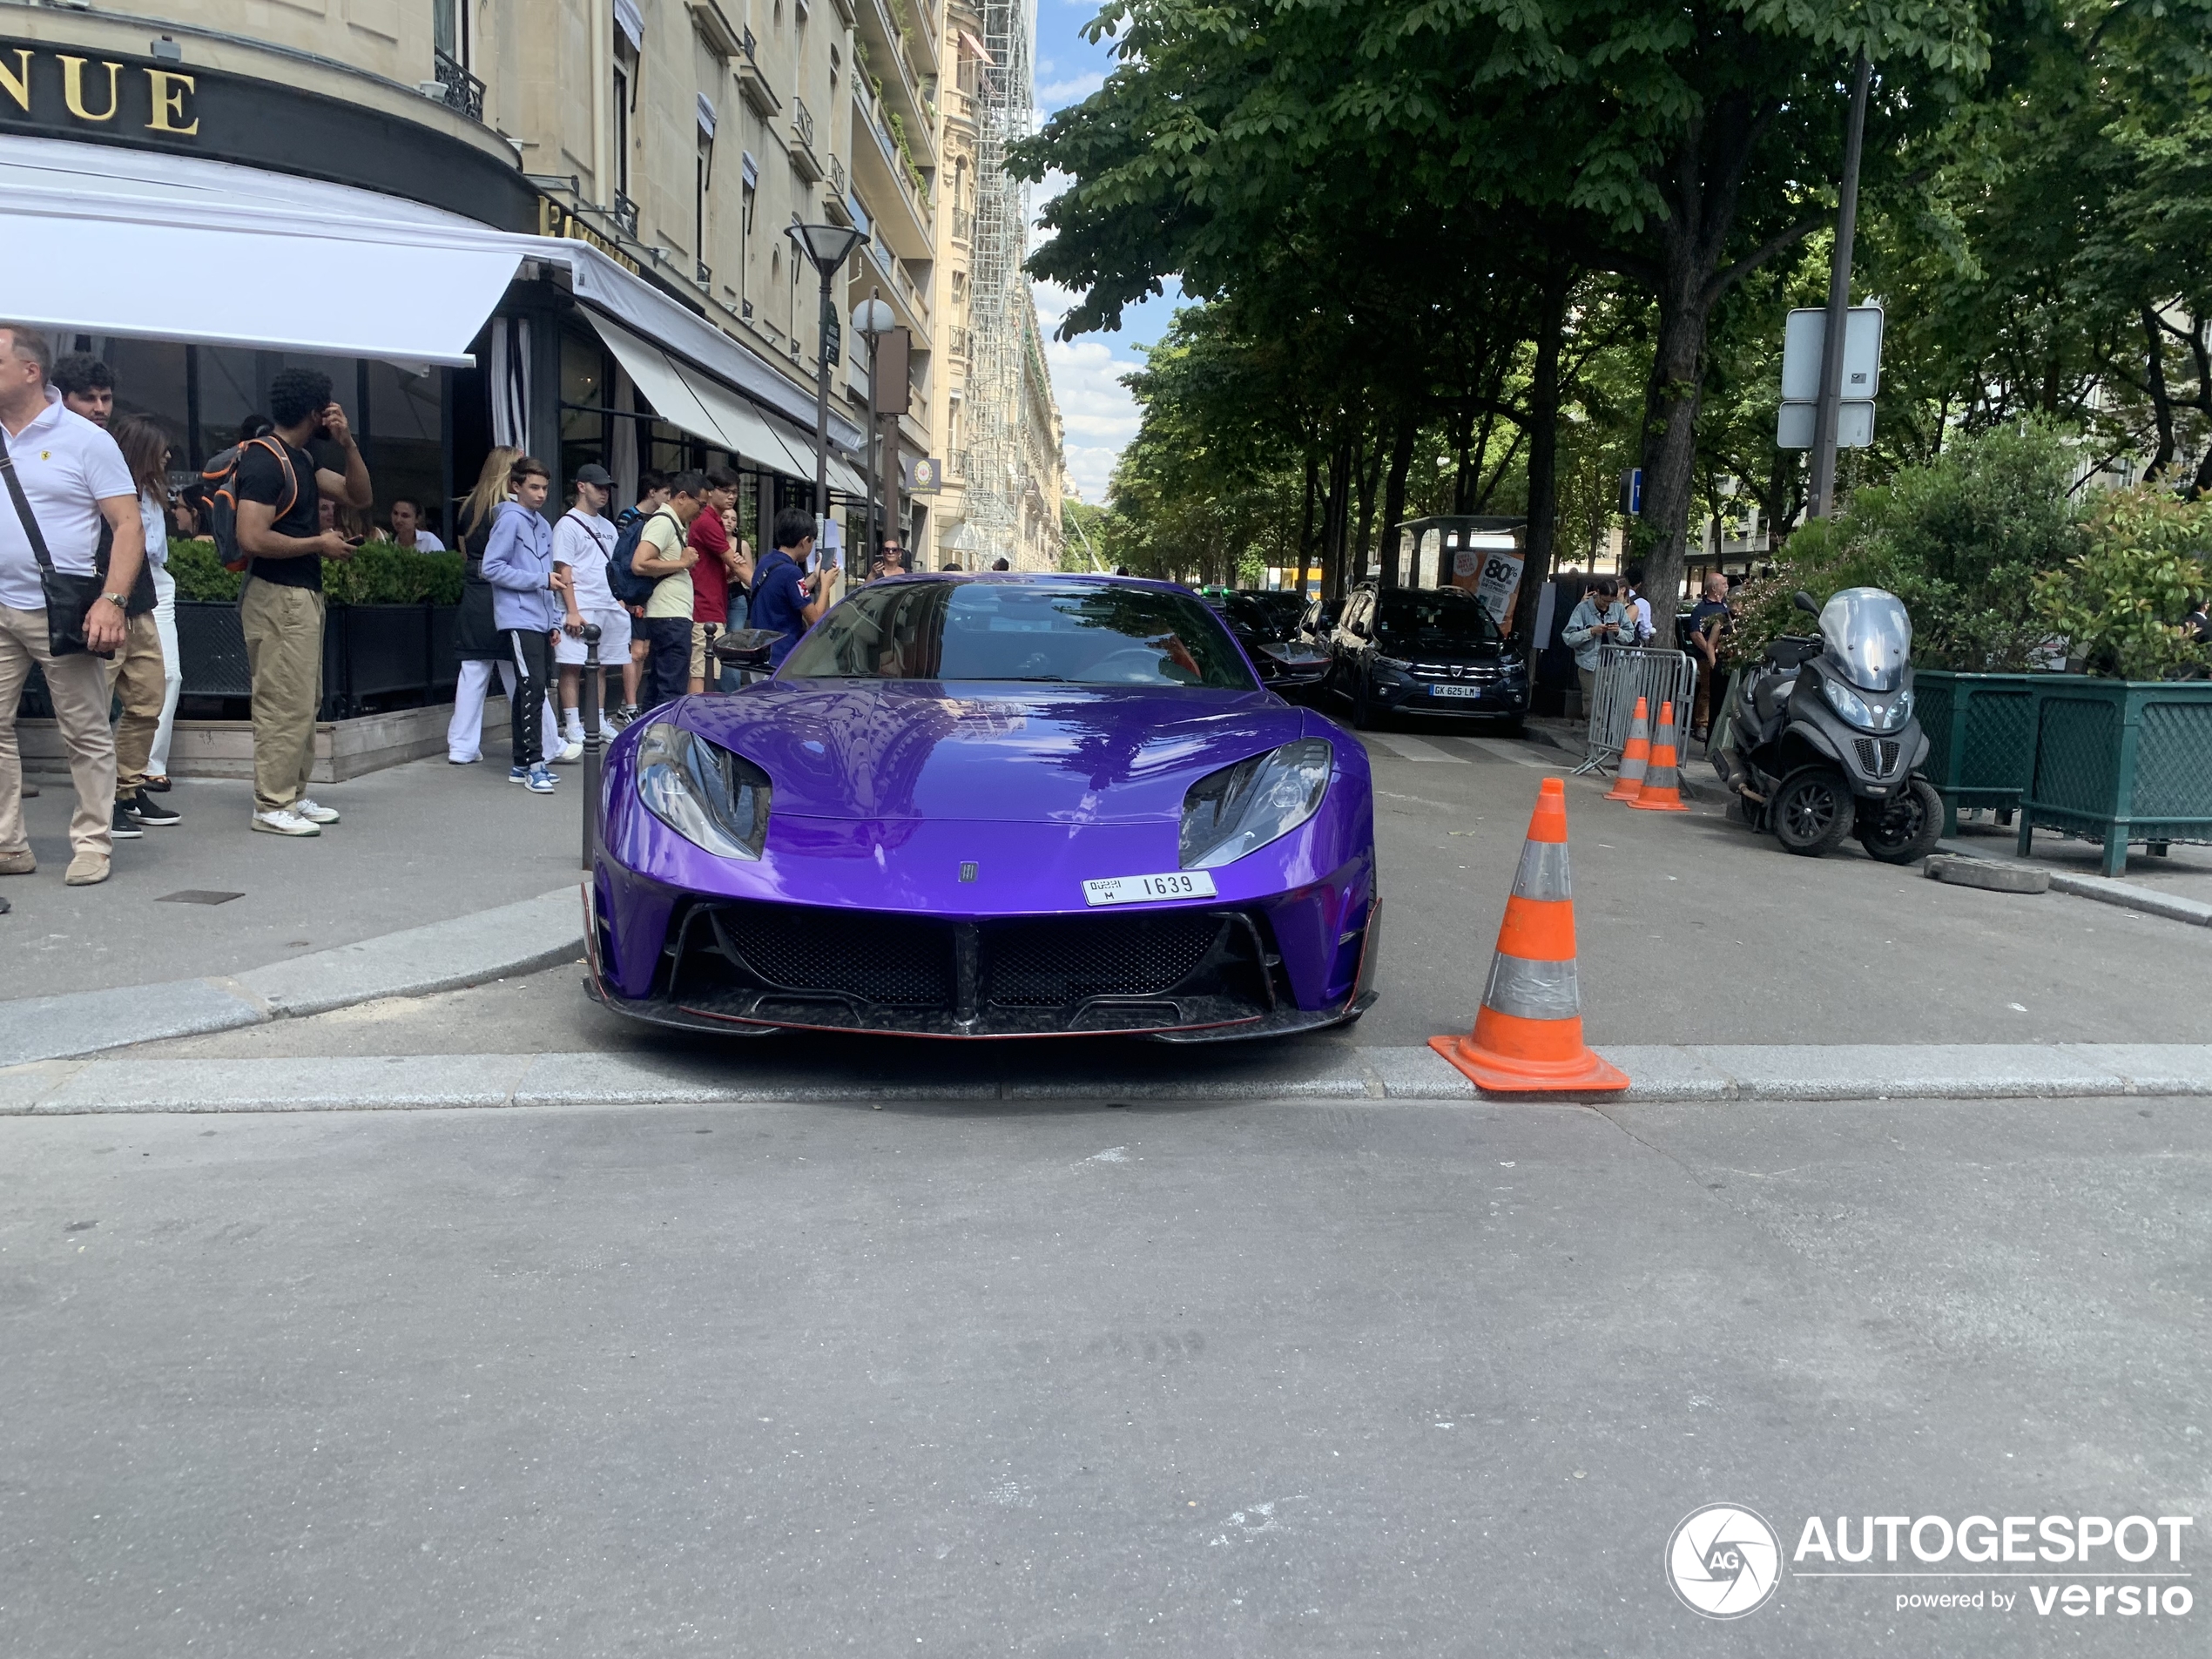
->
xmin=233 ymin=368 xmax=371 ymax=838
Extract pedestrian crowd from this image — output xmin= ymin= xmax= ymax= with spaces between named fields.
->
xmin=1 ymin=315 xmax=918 ymax=910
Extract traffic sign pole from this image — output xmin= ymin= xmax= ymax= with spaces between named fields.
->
xmin=1809 ymin=51 xmax=1871 ymax=520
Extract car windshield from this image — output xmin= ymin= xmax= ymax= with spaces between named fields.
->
xmin=779 ymin=578 xmax=1258 ymax=689
xmin=1375 ymin=592 xmax=1501 ymax=652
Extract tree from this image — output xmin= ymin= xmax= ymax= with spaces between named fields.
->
xmin=1014 ymin=0 xmax=1990 ymax=606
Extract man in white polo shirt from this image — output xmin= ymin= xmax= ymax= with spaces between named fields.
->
xmin=0 ymin=322 xmax=146 ymax=888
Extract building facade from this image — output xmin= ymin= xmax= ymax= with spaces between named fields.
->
xmin=0 ymin=0 xmax=1055 ymax=568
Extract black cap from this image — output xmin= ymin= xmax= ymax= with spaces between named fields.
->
xmin=573 ymin=462 xmax=614 ymax=486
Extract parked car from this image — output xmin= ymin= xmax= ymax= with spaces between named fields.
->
xmin=588 ymin=573 xmax=1380 ymax=1042
xmin=1211 ymin=590 xmax=1331 ymax=696
xmin=1321 ymin=583 xmax=1529 ymax=732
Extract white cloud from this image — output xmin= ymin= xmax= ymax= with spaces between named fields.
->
xmin=1044 ymin=334 xmax=1142 ymax=501
xmin=1036 ymin=70 xmax=1105 ymax=109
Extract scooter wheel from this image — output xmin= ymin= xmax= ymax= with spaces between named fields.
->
xmin=1858 ymin=778 xmax=1944 ymax=865
xmin=1770 ymin=766 xmax=1854 ymax=856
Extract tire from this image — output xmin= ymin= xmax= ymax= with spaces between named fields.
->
xmin=1858 ymin=778 xmax=1943 ymax=865
xmin=1770 ymin=766 xmax=1854 ymax=857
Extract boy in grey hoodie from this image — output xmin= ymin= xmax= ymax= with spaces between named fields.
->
xmin=480 ymin=456 xmax=569 ymax=793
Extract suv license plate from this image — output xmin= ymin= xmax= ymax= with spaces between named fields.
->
xmin=1430 ymin=684 xmax=1485 ymax=698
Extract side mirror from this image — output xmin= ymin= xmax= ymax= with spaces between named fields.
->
xmin=1792 ymin=590 xmax=1820 ymax=617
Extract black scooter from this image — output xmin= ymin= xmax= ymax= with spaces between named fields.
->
xmin=1711 ymin=587 xmax=1942 ymax=862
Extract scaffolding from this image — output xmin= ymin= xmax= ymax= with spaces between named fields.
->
xmin=959 ymin=0 xmax=1033 ymax=567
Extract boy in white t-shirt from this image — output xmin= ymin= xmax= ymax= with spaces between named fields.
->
xmin=550 ymin=464 xmax=633 ymax=741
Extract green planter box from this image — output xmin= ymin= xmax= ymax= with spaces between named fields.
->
xmin=2017 ymin=677 xmax=2212 ymax=876
xmin=1914 ymin=670 xmax=2040 ymax=835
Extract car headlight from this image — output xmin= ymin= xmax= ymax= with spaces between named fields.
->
xmin=634 ymin=722 xmax=771 ymax=860
xmin=1820 ymin=677 xmax=1912 ymax=732
xmin=1179 ymin=739 xmax=1333 ymax=869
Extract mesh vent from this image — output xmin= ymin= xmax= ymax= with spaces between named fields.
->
xmin=985 ymin=913 xmax=1226 ymax=1008
xmin=1852 ymin=737 xmax=1902 ymax=777
xmin=721 ymin=906 xmax=954 ymax=1006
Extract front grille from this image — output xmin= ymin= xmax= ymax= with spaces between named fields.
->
xmin=985 ymin=913 xmax=1226 ymax=1007
xmin=1853 ymin=737 xmax=1902 ymax=777
xmin=671 ymin=900 xmax=1271 ymax=1035
xmin=717 ymin=904 xmax=954 ymax=1006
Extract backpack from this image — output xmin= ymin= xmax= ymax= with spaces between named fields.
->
xmin=201 ymin=437 xmax=297 ymax=574
xmin=607 ymin=507 xmax=674 ymax=608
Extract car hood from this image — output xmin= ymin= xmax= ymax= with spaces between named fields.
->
xmin=680 ymin=679 xmax=1317 ymax=823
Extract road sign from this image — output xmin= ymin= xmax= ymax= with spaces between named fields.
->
xmin=1777 ymin=401 xmax=1876 ymax=449
xmin=1618 ymin=468 xmax=1642 ymax=516
xmin=1780 ymin=305 xmax=1883 ymax=402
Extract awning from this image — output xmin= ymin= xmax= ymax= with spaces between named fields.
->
xmin=0 ymin=136 xmax=516 ymax=366
xmin=588 ymin=310 xmax=867 ymax=489
xmin=0 ymin=135 xmax=861 ymax=447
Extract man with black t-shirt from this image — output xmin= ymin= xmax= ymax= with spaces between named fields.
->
xmin=233 ymin=368 xmax=371 ymax=837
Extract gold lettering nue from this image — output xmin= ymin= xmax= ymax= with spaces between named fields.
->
xmin=145 ymin=67 xmax=196 ymax=134
xmin=0 ymin=48 xmax=29 ymax=113
xmin=57 ymin=55 xmax=124 ymax=123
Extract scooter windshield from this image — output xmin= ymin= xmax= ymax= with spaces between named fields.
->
xmin=1818 ymin=588 xmax=1912 ymax=691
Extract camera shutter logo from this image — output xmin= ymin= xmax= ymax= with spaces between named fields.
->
xmin=1666 ymin=1503 xmax=1782 ymax=1619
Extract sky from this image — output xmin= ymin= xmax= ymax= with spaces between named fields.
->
xmin=1026 ymin=1 xmax=1182 ymax=503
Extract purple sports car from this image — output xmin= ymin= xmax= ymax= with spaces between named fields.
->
xmin=585 ymin=574 xmax=1379 ymax=1040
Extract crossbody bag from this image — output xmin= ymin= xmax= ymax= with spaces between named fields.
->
xmin=0 ymin=421 xmax=110 ymax=658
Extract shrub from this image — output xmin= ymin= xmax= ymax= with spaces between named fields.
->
xmin=2034 ymin=489 xmax=2212 ymax=679
xmin=165 ymin=538 xmax=463 ymax=606
xmin=1732 ymin=423 xmax=2087 ymax=670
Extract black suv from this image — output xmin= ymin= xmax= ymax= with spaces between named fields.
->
xmin=1323 ymin=584 xmax=1528 ymax=731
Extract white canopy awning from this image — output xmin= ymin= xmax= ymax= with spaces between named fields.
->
xmin=587 ymin=311 xmax=866 ymax=489
xmin=0 ymin=135 xmax=860 ymax=447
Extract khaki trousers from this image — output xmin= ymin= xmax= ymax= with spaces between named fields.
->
xmin=0 ymin=603 xmax=116 ymax=859
xmin=239 ymin=579 xmax=325 ymax=815
xmin=104 ymin=610 xmax=166 ymax=799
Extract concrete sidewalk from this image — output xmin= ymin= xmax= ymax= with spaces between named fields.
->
xmin=7 ymin=1042 xmax=2210 ymax=1113
xmin=5 ymin=749 xmax=582 ymax=1001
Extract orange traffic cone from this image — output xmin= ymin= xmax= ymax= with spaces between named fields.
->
xmin=1628 ymin=700 xmax=1689 ymax=813
xmin=1429 ymin=778 xmax=1631 ymax=1094
xmin=1603 ymin=695 xmax=1651 ymax=802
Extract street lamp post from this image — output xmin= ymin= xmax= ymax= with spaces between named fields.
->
xmin=785 ymin=222 xmax=869 ymax=526
xmin=853 ymin=290 xmax=896 ymax=570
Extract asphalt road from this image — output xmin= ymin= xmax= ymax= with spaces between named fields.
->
xmin=3 ymin=1090 xmax=2202 ymax=1656
xmin=114 ymin=723 xmax=2212 ymax=1068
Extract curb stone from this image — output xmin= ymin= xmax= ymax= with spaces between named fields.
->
xmin=0 ymin=886 xmax=584 ymax=1069
xmin=1934 ymin=840 xmax=2212 ymax=927
xmin=3 ymin=1043 xmax=2209 ymax=1116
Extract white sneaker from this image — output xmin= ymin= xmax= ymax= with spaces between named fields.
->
xmin=252 ymin=809 xmax=320 ymax=837
xmin=550 ymin=738 xmax=584 ymax=764
xmin=293 ymin=798 xmax=341 ymax=825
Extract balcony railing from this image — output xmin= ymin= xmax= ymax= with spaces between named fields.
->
xmin=829 ymin=153 xmax=846 ymax=196
xmin=737 ymin=27 xmax=780 ymax=115
xmin=953 ymin=206 xmax=974 ymax=243
xmin=792 ymin=96 xmax=815 ymax=154
xmin=434 ymin=49 xmax=483 ymax=122
xmin=611 ymin=191 xmax=639 ymax=237
xmin=697 ymin=260 xmax=712 ymax=287
xmin=948 ymin=326 xmax=968 ymax=359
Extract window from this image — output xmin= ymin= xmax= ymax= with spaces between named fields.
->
xmin=696 ymin=132 xmax=712 ymax=270
xmin=611 ymin=57 xmax=632 ymax=199
xmin=433 ymin=0 xmax=468 ymax=67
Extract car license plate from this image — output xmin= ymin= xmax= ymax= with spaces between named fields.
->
xmin=1082 ymin=871 xmax=1218 ymax=907
xmin=1430 ymin=683 xmax=1485 ymax=698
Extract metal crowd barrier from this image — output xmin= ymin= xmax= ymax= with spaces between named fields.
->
xmin=1571 ymin=644 xmax=1698 ymax=778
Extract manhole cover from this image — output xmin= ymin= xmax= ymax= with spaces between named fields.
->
xmin=156 ymin=890 xmax=245 ymax=906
